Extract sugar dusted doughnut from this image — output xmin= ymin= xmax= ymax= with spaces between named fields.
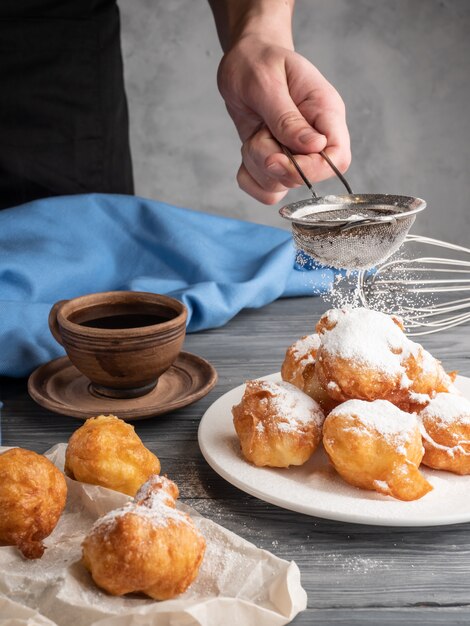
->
xmin=315 ymin=307 xmax=453 ymax=409
xmin=82 ymin=475 xmax=205 ymax=600
xmin=281 ymin=334 xmax=320 ymax=388
xmin=281 ymin=333 xmax=338 ymax=412
xmin=406 ymin=349 xmax=457 ymax=411
xmin=232 ymin=379 xmax=325 ymax=467
xmin=419 ymin=393 xmax=470 ymax=475
xmin=315 ymin=308 xmax=410 ymax=405
xmin=323 ymin=399 xmax=432 ymax=501
xmin=302 ymin=366 xmax=340 ymax=413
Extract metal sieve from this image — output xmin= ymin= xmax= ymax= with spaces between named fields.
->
xmin=278 ymin=147 xmax=426 ymax=270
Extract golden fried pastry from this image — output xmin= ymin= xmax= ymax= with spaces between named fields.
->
xmin=281 ymin=333 xmax=320 ymax=388
xmin=323 ymin=399 xmax=432 ymax=501
xmin=281 ymin=334 xmax=338 ymax=412
xmin=232 ymin=379 xmax=325 ymax=467
xmin=419 ymin=393 xmax=470 ymax=474
xmin=0 ymin=448 xmax=67 ymax=559
xmin=65 ymin=414 xmax=160 ymax=496
xmin=302 ymin=365 xmax=340 ymax=413
xmin=82 ymin=475 xmax=205 ymax=599
xmin=404 ymin=348 xmax=457 ymax=411
xmin=315 ymin=307 xmax=454 ymax=410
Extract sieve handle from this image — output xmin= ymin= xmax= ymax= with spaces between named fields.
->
xmin=280 ymin=144 xmax=318 ymax=198
xmin=280 ymin=144 xmax=353 ymax=196
xmin=320 ymin=150 xmax=353 ymax=194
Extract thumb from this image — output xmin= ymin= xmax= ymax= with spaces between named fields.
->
xmin=261 ymin=89 xmax=327 ymax=154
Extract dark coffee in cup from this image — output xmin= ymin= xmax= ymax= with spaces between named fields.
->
xmin=77 ymin=313 xmax=172 ymax=329
xmin=49 ymin=291 xmax=187 ymax=399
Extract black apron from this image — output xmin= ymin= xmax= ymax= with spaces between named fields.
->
xmin=0 ymin=0 xmax=134 ymax=210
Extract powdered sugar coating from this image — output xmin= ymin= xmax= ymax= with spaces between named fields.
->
xmin=420 ymin=347 xmax=439 ymax=375
xmin=257 ymin=380 xmax=324 ymax=432
xmin=318 ymin=308 xmax=419 ymax=378
xmin=420 ymin=393 xmax=470 ymax=425
xmin=291 ymin=334 xmax=321 ymax=366
xmin=419 ymin=427 xmax=470 ymax=457
xmin=409 ymin=391 xmax=432 ymax=404
xmin=331 ymin=399 xmax=418 ymax=444
xmin=136 ymin=474 xmax=176 ymax=507
xmin=91 ymin=475 xmax=190 ymax=535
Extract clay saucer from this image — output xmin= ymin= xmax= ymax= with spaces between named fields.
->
xmin=28 ymin=351 xmax=218 ymax=420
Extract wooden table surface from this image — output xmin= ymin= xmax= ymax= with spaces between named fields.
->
xmin=1 ymin=296 xmax=470 ymax=625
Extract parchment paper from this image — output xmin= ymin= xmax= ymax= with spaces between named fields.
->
xmin=0 ymin=444 xmax=307 ymax=626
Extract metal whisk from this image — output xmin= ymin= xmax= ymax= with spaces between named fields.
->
xmin=357 ymin=234 xmax=470 ymax=335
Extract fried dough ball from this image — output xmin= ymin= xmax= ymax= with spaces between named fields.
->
xmin=82 ymin=475 xmax=205 ymax=600
xmin=232 ymin=379 xmax=325 ymax=467
xmin=0 ymin=448 xmax=67 ymax=559
xmin=281 ymin=334 xmax=320 ymax=388
xmin=323 ymin=399 xmax=432 ymax=501
xmin=419 ymin=393 xmax=470 ymax=475
xmin=404 ymin=349 xmax=457 ymax=411
xmin=302 ymin=364 xmax=340 ymax=413
xmin=315 ymin=308 xmax=454 ymax=409
xmin=281 ymin=334 xmax=338 ymax=412
xmin=65 ymin=414 xmax=160 ymax=496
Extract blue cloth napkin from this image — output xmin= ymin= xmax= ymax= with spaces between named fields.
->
xmin=0 ymin=193 xmax=335 ymax=377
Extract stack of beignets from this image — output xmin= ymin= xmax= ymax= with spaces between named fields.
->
xmin=234 ymin=306 xmax=464 ymax=501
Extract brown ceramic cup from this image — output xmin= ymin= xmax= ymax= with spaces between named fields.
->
xmin=48 ymin=291 xmax=187 ymax=399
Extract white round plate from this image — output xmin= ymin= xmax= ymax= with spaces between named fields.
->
xmin=198 ymin=374 xmax=470 ymax=527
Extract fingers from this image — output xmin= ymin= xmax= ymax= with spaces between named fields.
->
xmin=225 ymin=47 xmax=351 ymax=202
xmin=258 ymin=87 xmax=328 ymax=156
xmin=240 ymin=98 xmax=351 ymax=202
xmin=241 ymin=126 xmax=304 ymax=191
xmin=278 ymin=88 xmax=351 ymax=179
xmin=237 ymin=162 xmax=289 ymax=205
xmin=309 ymin=105 xmax=351 ymax=174
xmin=239 ymin=123 xmax=348 ymax=203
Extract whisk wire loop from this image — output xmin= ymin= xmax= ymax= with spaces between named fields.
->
xmin=358 ymin=234 xmax=470 ymax=335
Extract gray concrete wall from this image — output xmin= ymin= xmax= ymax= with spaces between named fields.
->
xmin=120 ymin=0 xmax=470 ymax=246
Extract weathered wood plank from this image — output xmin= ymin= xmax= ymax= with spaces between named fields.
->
xmin=293 ymin=607 xmax=470 ymax=625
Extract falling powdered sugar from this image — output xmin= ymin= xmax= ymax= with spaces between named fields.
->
xmin=320 ymin=246 xmax=438 ymax=334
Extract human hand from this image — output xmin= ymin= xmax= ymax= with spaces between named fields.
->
xmin=217 ymin=37 xmax=351 ymax=204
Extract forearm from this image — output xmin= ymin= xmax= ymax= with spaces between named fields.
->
xmin=208 ymin=0 xmax=295 ymax=52
xmin=209 ymin=0 xmax=351 ymax=203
